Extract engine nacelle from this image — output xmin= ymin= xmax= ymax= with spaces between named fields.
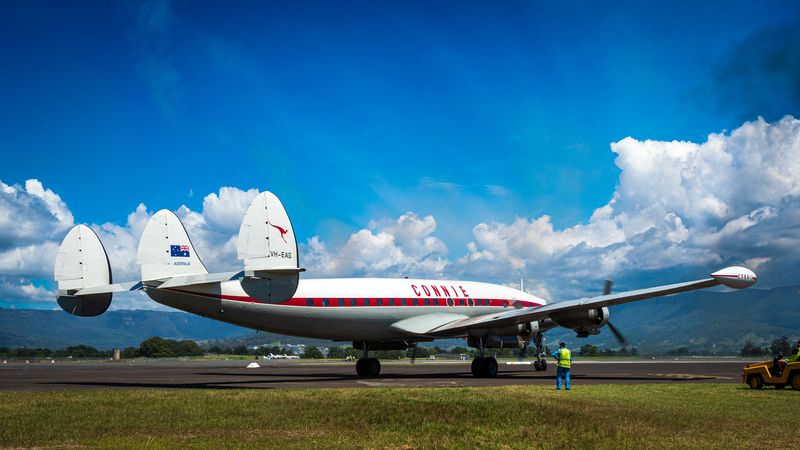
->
xmin=468 ymin=335 xmax=526 ymax=349
xmin=549 ymin=307 xmax=610 ymax=338
xmin=466 ymin=322 xmax=539 ymax=349
xmin=486 ymin=321 xmax=539 ymax=338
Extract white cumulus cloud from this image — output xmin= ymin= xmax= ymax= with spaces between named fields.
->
xmin=2 ymin=116 xmax=799 ymax=308
xmin=461 ymin=116 xmax=800 ymax=294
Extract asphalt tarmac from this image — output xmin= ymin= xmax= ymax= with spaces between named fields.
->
xmin=0 ymin=359 xmax=750 ymax=391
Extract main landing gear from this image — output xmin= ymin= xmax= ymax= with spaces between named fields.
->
xmin=471 ymin=337 xmax=499 ymax=378
xmin=532 ymin=333 xmax=548 ymax=372
xmin=355 ymin=357 xmax=381 ymax=377
xmin=355 ymin=343 xmax=381 ymax=377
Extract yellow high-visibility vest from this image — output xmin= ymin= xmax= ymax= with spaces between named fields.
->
xmin=558 ymin=348 xmax=572 ymax=368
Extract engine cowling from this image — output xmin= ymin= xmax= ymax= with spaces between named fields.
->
xmin=466 ymin=322 xmax=539 ymax=349
xmin=549 ymin=307 xmax=610 ymax=337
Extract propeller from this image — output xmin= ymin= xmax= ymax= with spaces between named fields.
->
xmin=517 ymin=341 xmax=530 ymax=361
xmin=603 ymin=280 xmax=629 ymax=347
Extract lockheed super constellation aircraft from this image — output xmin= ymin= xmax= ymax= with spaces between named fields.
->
xmin=54 ymin=191 xmax=757 ymax=377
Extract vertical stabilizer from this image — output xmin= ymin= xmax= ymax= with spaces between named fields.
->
xmin=237 ymin=191 xmax=299 ymax=272
xmin=236 ymin=191 xmax=301 ymax=302
xmin=53 ymin=225 xmax=113 ymax=316
xmin=136 ymin=210 xmax=209 ymax=281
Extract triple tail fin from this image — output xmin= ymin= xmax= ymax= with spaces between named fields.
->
xmin=53 ymin=225 xmax=113 ymax=316
xmin=136 ymin=209 xmax=209 ymax=281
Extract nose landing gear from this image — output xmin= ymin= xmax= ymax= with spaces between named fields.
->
xmin=532 ymin=333 xmax=548 ymax=372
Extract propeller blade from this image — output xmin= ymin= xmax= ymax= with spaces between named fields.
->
xmin=603 ymin=279 xmax=613 ymax=296
xmin=518 ymin=342 xmax=529 ymax=360
xmin=606 ymin=321 xmax=628 ymax=347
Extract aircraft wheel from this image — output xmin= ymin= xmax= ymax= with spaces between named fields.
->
xmin=471 ymin=357 xmax=485 ymax=377
xmin=748 ymin=374 xmax=764 ymax=390
xmin=355 ymin=358 xmax=367 ymax=377
xmin=533 ymin=360 xmax=542 ymax=371
xmin=367 ymin=358 xmax=381 ymax=377
xmin=482 ymin=357 xmax=498 ymax=378
xmin=791 ymin=373 xmax=800 ymax=391
xmin=541 ymin=360 xmax=548 ymax=372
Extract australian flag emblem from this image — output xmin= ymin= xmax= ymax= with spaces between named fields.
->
xmin=170 ymin=244 xmax=190 ymax=257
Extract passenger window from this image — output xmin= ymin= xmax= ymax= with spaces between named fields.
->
xmin=413 ymin=299 xmax=419 ymax=306
xmin=306 ymin=299 xmax=313 ymax=307
xmin=322 ymin=299 xmax=329 ymax=307
xmin=350 ymin=299 xmax=357 ymax=306
xmin=447 ymin=298 xmax=454 ymax=307
xmin=338 ymin=299 xmax=345 ymax=306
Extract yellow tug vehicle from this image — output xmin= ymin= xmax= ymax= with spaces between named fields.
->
xmin=743 ymin=359 xmax=800 ymax=390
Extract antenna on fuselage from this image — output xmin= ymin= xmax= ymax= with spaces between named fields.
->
xmin=520 ymin=278 xmax=524 ymax=292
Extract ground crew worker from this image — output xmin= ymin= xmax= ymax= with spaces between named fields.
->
xmin=786 ymin=340 xmax=800 ymax=363
xmin=773 ymin=340 xmax=800 ymax=376
xmin=551 ymin=342 xmax=572 ymax=390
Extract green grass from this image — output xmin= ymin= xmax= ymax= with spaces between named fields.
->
xmin=1 ymin=384 xmax=797 ymax=449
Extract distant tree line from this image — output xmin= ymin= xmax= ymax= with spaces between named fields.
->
xmin=0 ymin=338 xmax=205 ymax=359
xmin=578 ymin=344 xmax=639 ymax=357
xmin=206 ymin=344 xmax=294 ymax=356
xmin=740 ymin=336 xmax=794 ymax=357
xmin=4 ymin=336 xmax=795 ymax=360
xmin=0 ymin=345 xmax=111 ymax=358
xmin=121 ymin=336 xmax=204 ymax=358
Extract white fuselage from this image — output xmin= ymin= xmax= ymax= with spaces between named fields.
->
xmin=145 ymin=277 xmax=546 ymax=342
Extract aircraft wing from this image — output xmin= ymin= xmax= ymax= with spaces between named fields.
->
xmin=426 ymin=273 xmax=747 ymax=337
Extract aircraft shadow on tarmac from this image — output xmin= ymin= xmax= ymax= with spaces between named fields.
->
xmin=41 ymin=370 xmax=708 ymax=390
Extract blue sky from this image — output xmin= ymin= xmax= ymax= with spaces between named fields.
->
xmin=2 ymin=1 xmax=799 ymax=309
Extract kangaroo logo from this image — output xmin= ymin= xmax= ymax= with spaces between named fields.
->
xmin=270 ymin=223 xmax=289 ymax=243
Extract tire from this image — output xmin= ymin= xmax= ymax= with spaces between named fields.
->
xmin=355 ymin=358 xmax=366 ymax=377
xmin=482 ymin=357 xmax=498 ymax=378
xmin=471 ymin=357 xmax=485 ymax=377
xmin=367 ymin=358 xmax=381 ymax=377
xmin=791 ymin=373 xmax=800 ymax=391
xmin=748 ymin=374 xmax=764 ymax=390
xmin=541 ymin=360 xmax=548 ymax=372
xmin=533 ymin=360 xmax=542 ymax=371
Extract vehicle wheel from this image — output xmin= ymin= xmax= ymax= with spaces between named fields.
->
xmin=533 ymin=360 xmax=542 ymax=371
xmin=482 ymin=357 xmax=498 ymax=378
xmin=791 ymin=373 xmax=800 ymax=391
xmin=748 ymin=375 xmax=764 ymax=390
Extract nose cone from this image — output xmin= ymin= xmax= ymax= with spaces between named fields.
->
xmin=711 ymin=266 xmax=757 ymax=289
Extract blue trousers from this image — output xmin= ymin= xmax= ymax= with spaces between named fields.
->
xmin=556 ymin=367 xmax=571 ymax=390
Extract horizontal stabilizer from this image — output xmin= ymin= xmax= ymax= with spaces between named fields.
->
xmin=136 ymin=210 xmax=209 ymax=281
xmin=76 ymin=281 xmax=143 ymax=296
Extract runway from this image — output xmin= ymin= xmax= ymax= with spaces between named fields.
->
xmin=0 ymin=359 xmax=749 ymax=391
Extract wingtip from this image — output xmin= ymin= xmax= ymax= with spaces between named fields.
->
xmin=711 ymin=266 xmax=757 ymax=289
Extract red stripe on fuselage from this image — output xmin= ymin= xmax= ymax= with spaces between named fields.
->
xmin=161 ymin=288 xmax=541 ymax=308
